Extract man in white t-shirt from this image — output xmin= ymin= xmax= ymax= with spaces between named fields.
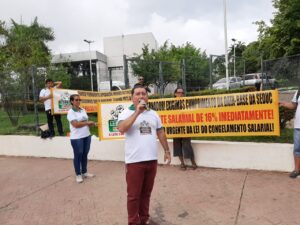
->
xmin=280 ymin=90 xmax=300 ymax=178
xmin=39 ymin=79 xmax=64 ymax=137
xmin=117 ymin=85 xmax=171 ymax=225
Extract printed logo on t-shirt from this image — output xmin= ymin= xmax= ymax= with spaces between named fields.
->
xmin=139 ymin=120 xmax=152 ymax=135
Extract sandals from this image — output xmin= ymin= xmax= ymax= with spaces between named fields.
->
xmin=191 ymin=164 xmax=198 ymax=170
xmin=180 ymin=164 xmax=187 ymax=170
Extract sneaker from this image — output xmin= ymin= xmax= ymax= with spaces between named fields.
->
xmin=76 ymin=175 xmax=83 ymax=183
xmin=289 ymin=171 xmax=300 ymax=178
xmin=82 ymin=172 xmax=95 ymax=178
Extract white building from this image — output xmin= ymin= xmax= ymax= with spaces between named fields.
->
xmin=52 ymin=32 xmax=159 ymax=91
xmin=51 ymin=51 xmax=108 ymax=91
xmin=103 ymin=32 xmax=158 ymax=87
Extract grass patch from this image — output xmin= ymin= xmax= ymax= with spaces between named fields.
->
xmin=0 ymin=109 xmax=98 ymax=136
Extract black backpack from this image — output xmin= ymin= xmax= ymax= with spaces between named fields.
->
xmin=40 ymin=130 xmax=51 ymax=139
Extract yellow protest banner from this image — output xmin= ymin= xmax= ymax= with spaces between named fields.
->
xmin=97 ymin=90 xmax=280 ymax=140
xmin=51 ymin=88 xmax=131 ymax=114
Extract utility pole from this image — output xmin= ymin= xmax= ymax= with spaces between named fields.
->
xmin=84 ymin=39 xmax=94 ymax=91
xmin=223 ymin=0 xmax=229 ymax=90
xmin=31 ymin=66 xmax=39 ymax=135
xmin=232 ymin=38 xmax=236 ymax=77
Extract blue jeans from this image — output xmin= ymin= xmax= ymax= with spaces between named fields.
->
xmin=70 ymin=135 xmax=91 ymax=175
xmin=294 ymin=129 xmax=300 ymax=157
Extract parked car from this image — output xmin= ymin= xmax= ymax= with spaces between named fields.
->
xmin=241 ymin=73 xmax=278 ymax=89
xmin=99 ymin=81 xmax=126 ymax=91
xmin=212 ymin=77 xmax=242 ymax=90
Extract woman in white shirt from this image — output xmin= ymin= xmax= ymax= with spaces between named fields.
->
xmin=67 ymin=94 xmax=96 ymax=183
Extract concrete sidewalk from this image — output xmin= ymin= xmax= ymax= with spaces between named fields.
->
xmin=0 ymin=156 xmax=299 ymax=225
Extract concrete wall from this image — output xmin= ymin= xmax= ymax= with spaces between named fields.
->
xmin=0 ymin=136 xmax=294 ymax=172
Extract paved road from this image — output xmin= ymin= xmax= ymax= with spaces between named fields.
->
xmin=0 ymin=156 xmax=300 ymax=225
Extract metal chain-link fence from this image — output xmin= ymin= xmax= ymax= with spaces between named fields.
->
xmin=2 ymin=54 xmax=300 ymax=135
xmin=0 ymin=66 xmax=71 ymax=136
xmin=125 ymin=56 xmax=210 ymax=95
xmin=263 ymin=54 xmax=300 ymax=90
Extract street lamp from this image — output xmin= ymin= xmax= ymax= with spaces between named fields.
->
xmin=84 ymin=39 xmax=94 ymax=91
xmin=232 ymin=38 xmax=236 ymax=77
xmin=223 ymin=0 xmax=229 ymax=89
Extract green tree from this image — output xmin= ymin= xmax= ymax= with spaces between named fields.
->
xmin=242 ymin=41 xmax=262 ymax=73
xmin=228 ymin=41 xmax=246 ymax=75
xmin=0 ymin=18 xmax=54 ymax=125
xmin=269 ymin=0 xmax=300 ymax=57
xmin=212 ymin=55 xmax=225 ymax=81
xmin=47 ymin=65 xmax=71 ymax=89
xmin=254 ymin=0 xmax=300 ymax=58
xmin=130 ymin=44 xmax=160 ymax=86
xmin=131 ymin=41 xmax=209 ymax=93
xmin=170 ymin=42 xmax=209 ymax=91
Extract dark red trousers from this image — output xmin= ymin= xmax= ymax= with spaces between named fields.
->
xmin=126 ymin=160 xmax=157 ymax=225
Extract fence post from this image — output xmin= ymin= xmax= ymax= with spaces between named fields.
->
xmin=260 ymin=54 xmax=264 ymax=90
xmin=123 ymin=55 xmax=129 ymax=89
xmin=209 ymin=55 xmax=213 ymax=89
xmin=109 ymin=68 xmax=112 ymax=91
xmin=31 ymin=66 xmax=39 ymax=136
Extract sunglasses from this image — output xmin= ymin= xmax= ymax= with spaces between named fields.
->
xmin=74 ymin=99 xmax=81 ymax=102
xmin=138 ymin=78 xmax=144 ymax=80
xmin=176 ymin=91 xmax=184 ymax=94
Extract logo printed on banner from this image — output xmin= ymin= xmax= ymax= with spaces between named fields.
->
xmin=108 ymin=105 xmax=124 ymax=133
xmin=58 ymin=91 xmax=71 ymax=110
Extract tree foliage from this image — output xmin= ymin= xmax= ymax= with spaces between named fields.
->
xmin=0 ymin=17 xmax=54 ymax=125
xmin=228 ymin=41 xmax=246 ymax=75
xmin=243 ymin=0 xmax=300 ymax=65
xmin=242 ymin=41 xmax=261 ymax=73
xmin=269 ymin=0 xmax=300 ymax=57
xmin=130 ymin=41 xmax=209 ymax=92
xmin=46 ymin=65 xmax=71 ymax=89
xmin=240 ymin=0 xmax=300 ymax=76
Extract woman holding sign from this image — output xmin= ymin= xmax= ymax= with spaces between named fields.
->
xmin=173 ymin=87 xmax=198 ymax=170
xmin=67 ymin=94 xmax=97 ymax=183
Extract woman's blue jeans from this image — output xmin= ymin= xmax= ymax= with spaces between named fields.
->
xmin=70 ymin=135 xmax=91 ymax=175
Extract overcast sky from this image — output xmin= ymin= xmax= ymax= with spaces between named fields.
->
xmin=0 ymin=0 xmax=275 ymax=55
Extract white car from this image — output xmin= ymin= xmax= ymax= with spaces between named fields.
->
xmin=212 ymin=77 xmax=242 ymax=90
xmin=99 ymin=81 xmax=126 ymax=91
xmin=242 ymin=73 xmax=278 ymax=89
